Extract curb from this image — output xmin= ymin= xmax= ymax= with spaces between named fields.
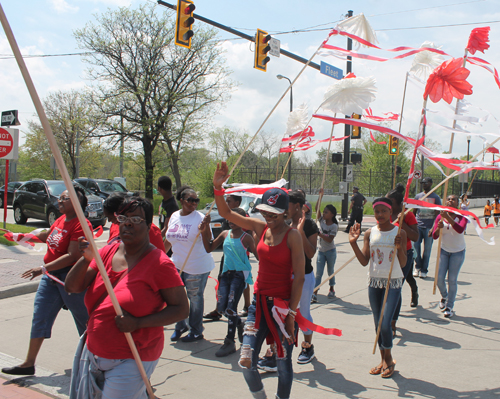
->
xmin=0 ymin=281 xmax=39 ymax=300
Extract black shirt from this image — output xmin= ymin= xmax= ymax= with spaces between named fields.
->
xmin=351 ymin=192 xmax=366 ymax=209
xmin=288 ymin=218 xmax=319 ymax=275
xmin=159 ymin=196 xmax=179 ymax=230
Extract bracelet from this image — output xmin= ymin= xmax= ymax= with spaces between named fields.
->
xmin=287 ymin=308 xmax=297 ymax=318
xmin=40 ymin=265 xmax=47 ymax=274
xmin=213 ymin=186 xmax=225 ymax=196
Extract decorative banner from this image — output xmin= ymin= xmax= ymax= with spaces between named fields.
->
xmin=370 ymin=131 xmax=387 ymax=145
xmin=1 ymin=228 xmax=45 ymax=251
xmin=223 ymin=179 xmax=288 ymax=198
xmin=321 ymin=75 xmax=377 ymax=115
xmin=285 ymin=104 xmax=309 ymax=135
xmin=364 ymin=107 xmax=399 ymax=122
xmin=282 ymin=126 xmax=315 ymax=142
xmin=406 ymin=198 xmax=495 ymax=245
xmin=423 ymin=58 xmax=473 ymax=104
xmin=466 ymin=27 xmax=490 ymax=55
xmin=279 ymin=135 xmax=348 ymax=153
xmin=466 ymin=56 xmax=500 ymax=89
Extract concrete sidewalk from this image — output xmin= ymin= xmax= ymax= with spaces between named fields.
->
xmin=1 ymin=220 xmax=499 ymax=398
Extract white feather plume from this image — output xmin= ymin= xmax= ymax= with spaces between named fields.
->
xmin=285 ymin=103 xmax=309 ymax=135
xmin=321 ymin=76 xmax=377 ymax=115
xmin=336 ymin=13 xmax=378 ymax=48
xmin=410 ymin=41 xmax=444 ymax=80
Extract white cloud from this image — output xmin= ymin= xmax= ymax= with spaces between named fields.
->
xmin=50 ymin=0 xmax=79 ymax=14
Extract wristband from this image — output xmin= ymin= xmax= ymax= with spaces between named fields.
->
xmin=288 ymin=308 xmax=297 ymax=317
xmin=40 ymin=265 xmax=47 ymax=274
xmin=213 ymin=187 xmax=225 ymax=196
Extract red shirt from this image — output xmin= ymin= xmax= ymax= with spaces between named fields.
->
xmin=85 ymin=243 xmax=183 ymax=361
xmin=44 ymin=215 xmax=92 ymax=268
xmin=392 ymin=212 xmax=418 ymax=251
xmin=108 ymin=222 xmax=166 ymax=253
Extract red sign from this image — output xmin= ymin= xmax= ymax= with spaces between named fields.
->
xmin=0 ymin=128 xmax=13 ymax=158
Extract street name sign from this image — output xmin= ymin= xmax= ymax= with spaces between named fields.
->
xmin=320 ymin=61 xmax=343 ymax=80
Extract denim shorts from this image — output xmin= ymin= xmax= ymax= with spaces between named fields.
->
xmin=31 ymin=273 xmax=88 ymax=339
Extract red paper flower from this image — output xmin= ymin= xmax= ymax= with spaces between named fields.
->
xmin=466 ymin=27 xmax=490 ymax=55
xmin=486 ymin=146 xmax=499 ymax=154
xmin=423 ymin=58 xmax=473 ymax=104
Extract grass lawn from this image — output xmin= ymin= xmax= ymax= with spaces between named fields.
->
xmin=0 ymin=223 xmax=46 ymax=247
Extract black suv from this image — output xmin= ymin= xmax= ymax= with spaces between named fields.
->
xmin=74 ymin=178 xmax=131 ymax=199
xmin=12 ymin=180 xmax=106 ymax=227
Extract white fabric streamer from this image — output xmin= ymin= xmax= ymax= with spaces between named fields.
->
xmin=336 ymin=13 xmax=378 ymax=48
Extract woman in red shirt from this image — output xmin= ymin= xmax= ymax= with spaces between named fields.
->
xmin=1 ymin=186 xmax=92 ymax=377
xmin=214 ymin=162 xmax=305 ymax=399
xmin=386 ymin=183 xmax=419 ymax=336
xmin=65 ymin=196 xmax=188 ymax=398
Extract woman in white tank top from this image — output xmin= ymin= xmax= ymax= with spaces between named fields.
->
xmin=349 ymin=197 xmax=407 ymax=379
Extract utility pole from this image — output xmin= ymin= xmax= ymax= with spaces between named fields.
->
xmin=341 ymin=10 xmax=353 ymax=221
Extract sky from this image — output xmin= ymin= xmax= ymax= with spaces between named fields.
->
xmin=2 ymin=0 xmax=500 ymax=164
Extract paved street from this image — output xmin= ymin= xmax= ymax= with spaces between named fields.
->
xmin=1 ymin=206 xmax=499 ymax=398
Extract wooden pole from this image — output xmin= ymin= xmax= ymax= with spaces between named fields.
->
xmin=313 ymin=255 xmax=356 ymax=294
xmin=0 ymin=6 xmax=155 ymax=398
xmin=315 ymin=119 xmax=337 ymax=221
xmin=393 ymin=72 xmax=410 ymax=190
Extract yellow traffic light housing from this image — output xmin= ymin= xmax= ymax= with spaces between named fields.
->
xmin=389 ymin=136 xmax=399 ymax=156
xmin=255 ymin=29 xmax=271 ymax=72
xmin=351 ymin=113 xmax=361 ymax=139
xmin=175 ymin=0 xmax=195 ymax=49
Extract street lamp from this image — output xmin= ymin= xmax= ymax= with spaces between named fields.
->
xmin=277 ymin=74 xmax=293 ymax=189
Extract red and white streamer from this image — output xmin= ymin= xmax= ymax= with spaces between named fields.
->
xmin=2 ymin=228 xmax=45 ymax=251
xmin=223 ymin=179 xmax=288 ymax=198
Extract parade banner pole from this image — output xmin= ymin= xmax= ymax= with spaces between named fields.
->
xmin=313 ymin=255 xmax=355 ymax=294
xmin=316 ymin=120 xmax=336 ymax=221
xmin=393 ymin=72 xmax=409 ymax=189
xmin=0 ymin=6 xmax=155 ymax=398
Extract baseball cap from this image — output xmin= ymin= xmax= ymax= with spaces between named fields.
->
xmin=422 ymin=177 xmax=433 ymax=183
xmin=255 ymin=188 xmax=289 ymax=214
xmin=353 ymin=186 xmax=359 ymax=190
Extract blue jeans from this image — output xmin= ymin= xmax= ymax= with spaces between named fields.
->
xmin=242 ymin=296 xmax=295 ymax=399
xmin=175 ymin=271 xmax=210 ymax=336
xmin=217 ymin=270 xmax=245 ymax=341
xmin=414 ymin=226 xmax=434 ymax=273
xmin=393 ymin=249 xmax=414 ymax=321
xmin=315 ymin=248 xmax=337 ymax=288
xmin=31 ymin=273 xmax=88 ymax=339
xmin=437 ymin=248 xmax=466 ymax=310
xmin=368 ymin=285 xmax=402 ymax=350
xmin=299 ymin=272 xmax=315 ymax=335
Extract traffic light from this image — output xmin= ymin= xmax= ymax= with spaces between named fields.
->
xmin=175 ymin=0 xmax=195 ymax=49
xmin=389 ymin=136 xmax=399 ymax=156
xmin=255 ymin=29 xmax=271 ymax=72
xmin=351 ymin=113 xmax=362 ymax=139
xmin=332 ymin=153 xmax=343 ymax=164
xmin=351 ymin=153 xmax=362 ymax=165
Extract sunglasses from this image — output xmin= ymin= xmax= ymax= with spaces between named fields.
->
xmin=185 ymin=197 xmax=200 ymax=204
xmin=115 ymin=214 xmax=145 ymax=224
xmin=259 ymin=210 xmax=279 ymax=219
xmin=58 ymin=196 xmax=71 ymax=202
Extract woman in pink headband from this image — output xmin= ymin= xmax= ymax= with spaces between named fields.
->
xmin=349 ymin=197 xmax=407 ymax=379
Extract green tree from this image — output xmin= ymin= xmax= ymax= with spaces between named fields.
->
xmin=74 ymin=4 xmax=233 ymax=198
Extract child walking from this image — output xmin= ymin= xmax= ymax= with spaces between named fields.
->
xmin=484 ymin=200 xmax=491 ymax=225
xmin=349 ymin=197 xmax=407 ymax=379
xmin=201 ymin=207 xmax=258 ymax=357
xmin=312 ymin=188 xmax=339 ymax=302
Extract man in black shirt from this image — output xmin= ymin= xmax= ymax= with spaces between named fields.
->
xmin=158 ymin=176 xmax=179 ymax=236
xmin=344 ymin=186 xmax=367 ymax=233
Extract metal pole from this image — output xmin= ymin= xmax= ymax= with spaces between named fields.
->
xmin=341 ymin=10 xmax=353 ymax=221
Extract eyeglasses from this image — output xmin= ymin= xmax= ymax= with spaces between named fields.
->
xmin=58 ymin=196 xmax=71 ymax=202
xmin=115 ymin=214 xmax=145 ymax=224
xmin=185 ymin=197 xmax=200 ymax=204
xmin=259 ymin=210 xmax=279 ymax=219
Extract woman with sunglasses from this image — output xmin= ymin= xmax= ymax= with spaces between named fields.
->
xmin=66 ymin=196 xmax=188 ymax=398
xmin=2 ymin=186 xmax=92 ymax=377
xmin=213 ymin=162 xmax=305 ymax=399
xmin=164 ymin=186 xmax=215 ymax=342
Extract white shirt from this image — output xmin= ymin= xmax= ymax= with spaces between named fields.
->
xmin=166 ymin=210 xmax=214 ymax=275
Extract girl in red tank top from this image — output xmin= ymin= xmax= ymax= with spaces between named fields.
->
xmin=213 ymin=163 xmax=305 ymax=399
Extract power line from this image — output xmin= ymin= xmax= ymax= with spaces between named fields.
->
xmin=377 ymin=19 xmax=500 ymax=31
xmin=368 ymin=0 xmax=486 ymax=18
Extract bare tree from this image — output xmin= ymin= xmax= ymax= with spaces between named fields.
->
xmin=74 ymin=4 xmax=233 ymax=197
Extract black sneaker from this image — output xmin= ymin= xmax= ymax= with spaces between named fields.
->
xmin=181 ymin=332 xmax=204 ymax=342
xmin=257 ymin=354 xmax=277 ymax=372
xmin=203 ymin=310 xmax=222 ymax=321
xmin=215 ymin=338 xmax=236 ymax=357
xmin=297 ymin=343 xmax=315 ymax=364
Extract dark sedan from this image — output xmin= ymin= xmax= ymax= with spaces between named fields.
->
xmin=0 ymin=181 xmax=25 ymax=208
xmin=12 ymin=180 xmax=106 ymax=227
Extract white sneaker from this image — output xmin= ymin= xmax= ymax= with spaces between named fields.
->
xmin=439 ymin=298 xmax=447 ymax=311
xmin=443 ymin=308 xmax=455 ymax=318
xmin=420 ymin=272 xmax=427 ymax=278
xmin=413 ymin=269 xmax=420 ymax=277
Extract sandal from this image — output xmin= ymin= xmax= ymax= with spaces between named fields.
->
xmin=369 ymin=364 xmax=383 ymax=375
xmin=381 ymin=361 xmax=396 ymax=378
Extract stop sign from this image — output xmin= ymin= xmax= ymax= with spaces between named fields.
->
xmin=0 ymin=128 xmax=13 ymax=158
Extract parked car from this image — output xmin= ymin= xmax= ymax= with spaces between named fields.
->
xmin=74 ymin=178 xmax=132 ymax=199
xmin=12 ymin=180 xmax=106 ymax=227
xmin=200 ymin=196 xmax=264 ymax=239
xmin=0 ymin=181 xmax=25 ymax=208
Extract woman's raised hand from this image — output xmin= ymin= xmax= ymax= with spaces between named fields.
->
xmin=348 ymin=223 xmax=361 ymax=244
xmin=198 ymin=214 xmax=211 ymax=232
xmin=213 ymin=162 xmax=230 ymax=189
